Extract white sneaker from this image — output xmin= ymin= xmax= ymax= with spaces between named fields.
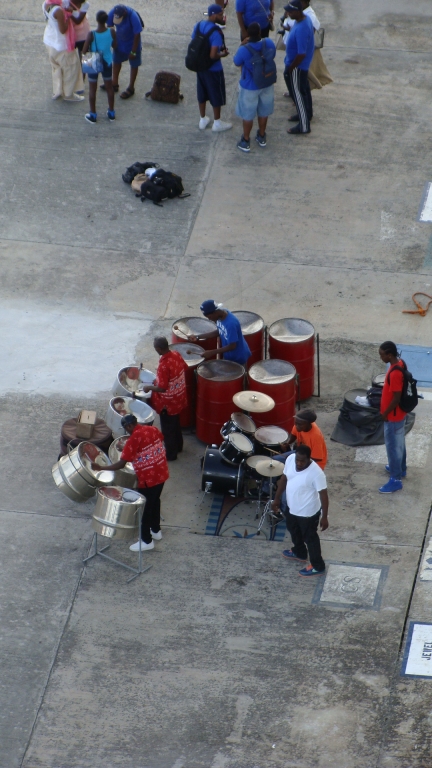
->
xmin=151 ymin=529 xmax=162 ymax=540
xmin=212 ymin=120 xmax=232 ymax=132
xmin=199 ymin=116 xmax=210 ymax=130
xmin=64 ymin=93 xmax=85 ymax=102
xmin=129 ymin=539 xmax=154 ymax=552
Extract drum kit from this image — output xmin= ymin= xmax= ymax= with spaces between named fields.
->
xmin=201 ymin=390 xmax=290 ymax=534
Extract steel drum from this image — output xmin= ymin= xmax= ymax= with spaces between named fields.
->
xmin=52 ymin=442 xmax=114 ymax=503
xmin=169 ymin=342 xmax=205 ymax=428
xmin=171 ymin=317 xmax=219 ymax=351
xmin=106 ymin=396 xmax=155 ymax=438
xmin=220 ymin=412 xmax=256 ymax=439
xmin=92 ymin=486 xmax=144 ymax=540
xmin=201 ymin=446 xmax=245 ymax=496
xmin=196 ymin=360 xmax=245 ymax=445
xmin=372 ymin=373 xmax=386 ymax=388
xmin=108 ymin=436 xmax=137 ymax=490
xmin=231 ymin=311 xmax=265 ymax=368
xmin=248 ymin=359 xmax=296 ymax=432
xmin=112 ymin=365 xmax=155 ymax=399
xmin=268 ymin=318 xmax=315 ymax=400
xmin=220 ymin=432 xmax=254 ymax=465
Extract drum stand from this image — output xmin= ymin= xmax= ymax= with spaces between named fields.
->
xmin=83 ymin=508 xmax=153 ymax=583
xmin=256 ymin=480 xmax=284 ymax=536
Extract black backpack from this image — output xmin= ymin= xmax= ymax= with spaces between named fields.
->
xmin=122 ymin=161 xmax=159 ymax=184
xmin=185 ymin=23 xmax=222 ymax=72
xmin=137 ymin=181 xmax=168 ymax=206
xmin=136 ymin=169 xmax=190 ymax=206
xmin=387 ymin=361 xmax=419 ymax=413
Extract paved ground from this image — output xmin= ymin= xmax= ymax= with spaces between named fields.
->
xmin=2 ymin=0 xmax=432 ymax=766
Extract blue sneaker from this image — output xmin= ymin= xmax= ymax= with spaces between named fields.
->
xmin=379 ymin=478 xmax=403 ymax=493
xmin=299 ymin=565 xmax=325 ymax=577
xmin=85 ymin=112 xmax=97 ymax=123
xmin=107 ymin=109 xmax=116 ymax=121
xmin=282 ymin=549 xmax=307 ymax=562
xmin=237 ymin=135 xmax=250 ymax=153
xmin=385 ymin=465 xmax=406 ymax=478
xmin=255 ymin=130 xmax=266 ymax=147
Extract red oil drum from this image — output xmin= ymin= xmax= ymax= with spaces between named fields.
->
xmin=196 ymin=360 xmax=245 ymax=445
xmin=268 ymin=318 xmax=315 ymax=400
xmin=247 ymin=359 xmax=297 ymax=432
xmin=171 ymin=317 xmax=218 ymax=352
xmin=232 ymin=311 xmax=265 ymax=369
xmin=169 ymin=342 xmax=205 ymax=429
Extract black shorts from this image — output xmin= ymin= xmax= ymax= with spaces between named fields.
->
xmin=197 ymin=69 xmax=226 ymax=107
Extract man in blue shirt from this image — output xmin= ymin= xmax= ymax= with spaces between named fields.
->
xmin=233 ymin=22 xmax=276 ymax=152
xmin=189 ymin=299 xmax=251 ymax=366
xmin=192 ymin=5 xmax=233 ymax=132
xmin=236 ymin=0 xmax=274 ymax=41
xmin=106 ymin=4 xmax=142 ymax=99
xmin=283 ymin=0 xmax=314 ymax=134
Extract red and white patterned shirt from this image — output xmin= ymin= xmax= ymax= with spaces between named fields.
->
xmin=151 ymin=350 xmax=188 ymax=416
xmin=120 ymin=425 xmax=169 ymax=488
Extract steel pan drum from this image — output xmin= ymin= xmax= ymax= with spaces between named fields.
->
xmin=106 ymin=397 xmax=155 ymax=438
xmin=52 ymin=443 xmax=114 ymax=503
xmin=372 ymin=373 xmax=386 ymax=388
xmin=232 ymin=311 xmax=265 ymax=368
xmin=112 ymin=366 xmax=155 ymax=399
xmin=220 ymin=412 xmax=256 ymax=439
xmin=108 ymin=436 xmax=137 ymax=490
xmin=172 ymin=317 xmax=219 ymax=352
xmin=220 ymin=432 xmax=253 ymax=465
xmin=92 ymin=486 xmax=144 ymax=540
xmin=248 ymin=359 xmax=296 ymax=432
xmin=169 ymin=342 xmax=205 ymax=428
xmin=201 ymin=446 xmax=245 ymax=496
xmin=196 ymin=360 xmax=245 ymax=445
xmin=269 ymin=318 xmax=315 ymax=400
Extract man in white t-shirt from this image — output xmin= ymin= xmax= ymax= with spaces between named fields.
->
xmin=272 ymin=444 xmax=328 ymax=576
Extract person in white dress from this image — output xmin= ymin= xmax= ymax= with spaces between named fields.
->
xmin=43 ymin=0 xmax=84 ymax=101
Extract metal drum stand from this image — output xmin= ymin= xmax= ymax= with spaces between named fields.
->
xmin=83 ymin=507 xmax=153 ymax=583
xmin=254 ymin=458 xmax=285 ymax=536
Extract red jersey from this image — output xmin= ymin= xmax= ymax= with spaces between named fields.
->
xmin=151 ymin=351 xmax=188 ymax=416
xmin=120 ymin=425 xmax=169 ymax=488
xmin=380 ymin=362 xmax=406 ymax=422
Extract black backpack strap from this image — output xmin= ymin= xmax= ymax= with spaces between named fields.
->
xmin=385 ymin=361 xmax=406 ymax=384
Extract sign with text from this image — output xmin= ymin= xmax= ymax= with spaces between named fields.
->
xmin=402 ymin=622 xmax=432 ymax=678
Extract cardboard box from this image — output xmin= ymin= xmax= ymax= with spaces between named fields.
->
xmin=76 ymin=410 xmax=97 ymax=439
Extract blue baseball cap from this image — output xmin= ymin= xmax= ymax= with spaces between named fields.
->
xmin=284 ymin=0 xmax=302 ymax=10
xmin=207 ymin=4 xmax=223 ymax=16
xmin=200 ymin=299 xmax=222 ymax=315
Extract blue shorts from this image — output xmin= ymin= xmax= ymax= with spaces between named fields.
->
xmin=236 ymin=84 xmax=274 ymax=120
xmin=197 ymin=69 xmax=226 ymax=107
xmin=113 ymin=48 xmax=142 ymax=68
xmin=87 ymin=62 xmax=113 ymax=82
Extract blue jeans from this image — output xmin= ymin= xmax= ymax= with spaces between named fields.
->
xmin=384 ymin=418 xmax=406 ymax=480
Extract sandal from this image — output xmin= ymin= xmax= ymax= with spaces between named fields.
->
xmin=100 ymin=83 xmax=119 ymax=92
xmin=120 ymin=87 xmax=135 ymax=99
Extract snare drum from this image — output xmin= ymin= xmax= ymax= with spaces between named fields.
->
xmin=201 ymin=447 xmax=245 ymax=496
xmin=220 ymin=412 xmax=256 ymax=440
xmin=254 ymin=425 xmax=289 ymax=456
xmin=220 ymin=432 xmax=254 ymax=465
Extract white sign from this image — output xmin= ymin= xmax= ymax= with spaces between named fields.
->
xmin=319 ymin=564 xmax=382 ymax=607
xmin=403 ymin=623 xmax=432 ymax=677
xmin=418 ymin=182 xmax=432 ymax=222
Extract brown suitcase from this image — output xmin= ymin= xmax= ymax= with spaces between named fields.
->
xmin=145 ymin=71 xmax=184 ymax=104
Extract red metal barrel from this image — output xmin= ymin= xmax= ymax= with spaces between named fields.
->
xmin=169 ymin=342 xmax=205 ymax=429
xmin=196 ymin=360 xmax=245 ymax=445
xmin=232 ymin=311 xmax=265 ymax=369
xmin=171 ymin=317 xmax=218 ymax=352
xmin=247 ymin=359 xmax=296 ymax=432
xmin=268 ymin=318 xmax=315 ymax=400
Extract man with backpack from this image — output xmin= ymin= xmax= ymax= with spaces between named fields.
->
xmin=187 ymin=5 xmax=233 ymax=132
xmin=233 ymin=22 xmax=276 ymax=151
xmin=378 ymin=340 xmax=418 ymax=494
xmin=106 ymin=4 xmax=143 ymax=99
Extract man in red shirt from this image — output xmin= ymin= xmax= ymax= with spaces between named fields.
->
xmin=93 ymin=414 xmax=169 ymax=551
xmin=143 ymin=337 xmax=188 ymax=461
xmin=378 ymin=340 xmax=407 ymax=494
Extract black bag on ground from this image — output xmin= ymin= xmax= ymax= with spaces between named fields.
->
xmin=152 ymin=169 xmax=185 ymax=198
xmin=366 ymin=386 xmax=382 ymax=409
xmin=185 ymin=23 xmax=222 ymax=72
xmin=122 ymin=161 xmax=159 ymax=184
xmin=137 ymin=181 xmax=168 ymax=206
xmin=387 ymin=362 xmax=419 ymax=413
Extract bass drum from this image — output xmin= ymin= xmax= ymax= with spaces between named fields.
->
xmin=201 ymin=447 xmax=245 ymax=497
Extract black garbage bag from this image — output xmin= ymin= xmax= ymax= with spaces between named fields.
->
xmin=331 ymin=388 xmax=415 ymax=446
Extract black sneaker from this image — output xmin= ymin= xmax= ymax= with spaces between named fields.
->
xmin=255 ymin=130 xmax=267 ymax=147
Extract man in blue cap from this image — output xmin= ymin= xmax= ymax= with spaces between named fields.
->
xmin=189 ymin=300 xmax=251 ymax=366
xmin=191 ymin=5 xmax=233 ymax=132
xmin=106 ymin=4 xmax=143 ymax=99
xmin=283 ymin=0 xmax=314 ymax=135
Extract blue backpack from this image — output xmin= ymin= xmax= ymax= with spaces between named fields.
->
xmin=245 ymin=39 xmax=277 ymax=89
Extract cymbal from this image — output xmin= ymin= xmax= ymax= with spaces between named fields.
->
xmin=233 ymin=390 xmax=275 ymax=413
xmin=255 ymin=459 xmax=285 ymax=478
xmin=246 ymin=454 xmax=268 ymax=468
